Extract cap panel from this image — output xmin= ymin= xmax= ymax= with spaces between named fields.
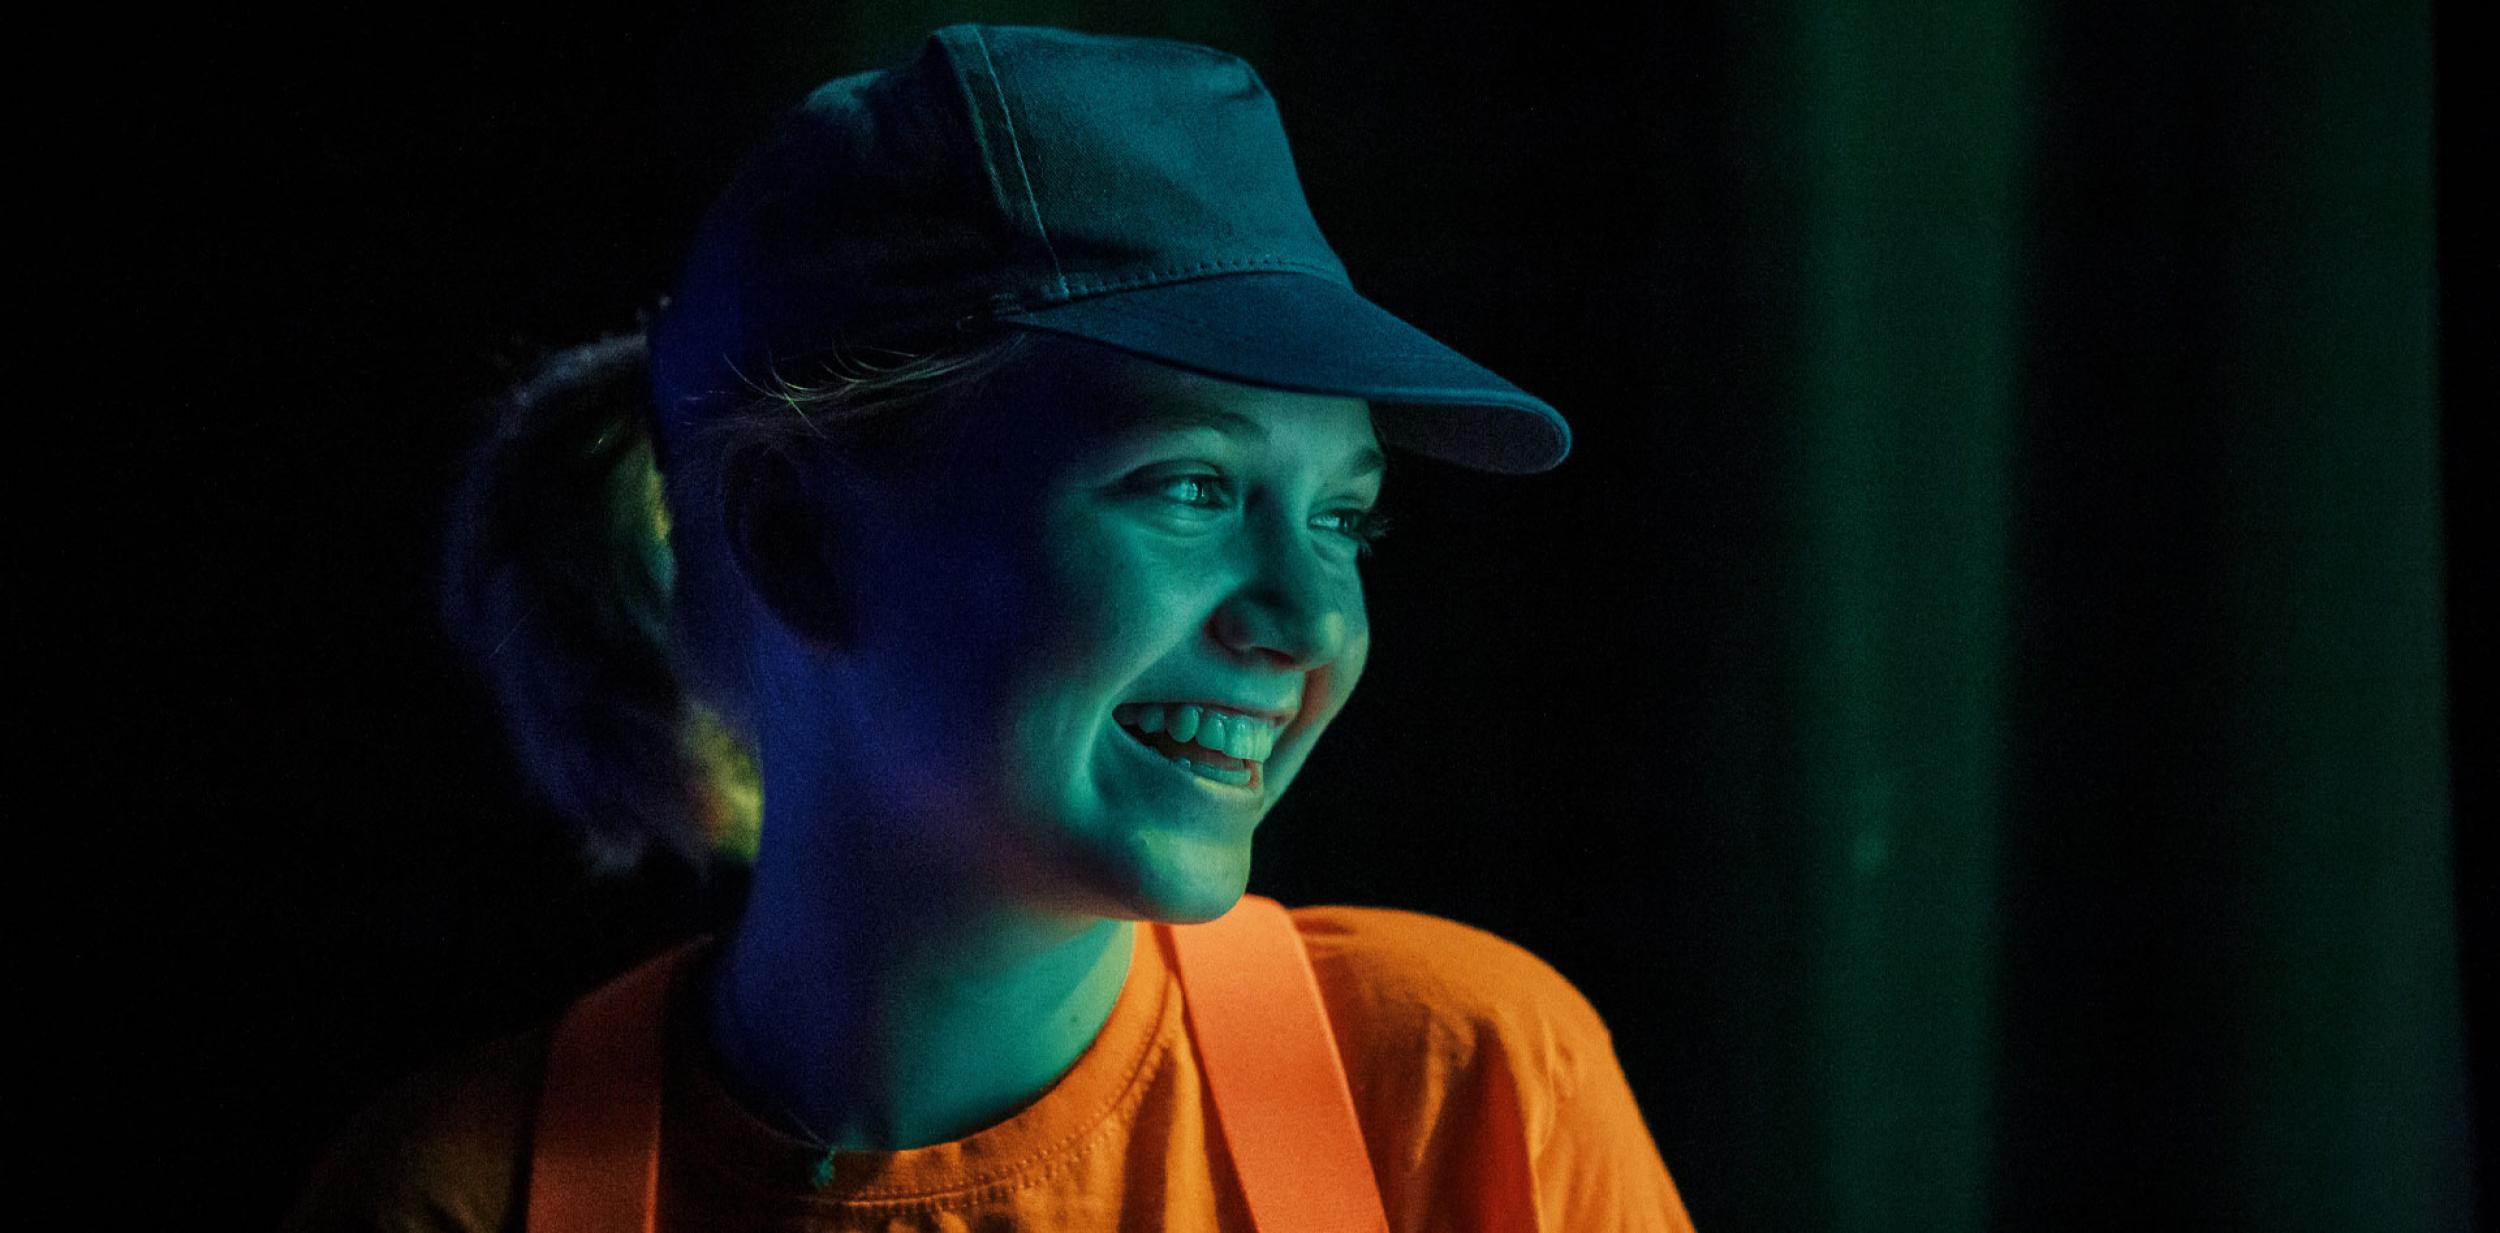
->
xmin=938 ymin=26 xmax=1070 ymax=302
xmin=649 ymin=56 xmax=1023 ymax=425
xmin=960 ymin=25 xmax=1352 ymax=307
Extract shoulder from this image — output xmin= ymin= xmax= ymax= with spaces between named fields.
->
xmin=1286 ymin=902 xmax=1616 ymax=1094
xmin=1285 ymin=903 xmax=1695 ymax=1230
xmin=279 ymin=1025 xmax=548 ymax=1233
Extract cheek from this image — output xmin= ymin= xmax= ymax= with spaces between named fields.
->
xmin=1042 ymin=529 xmax=1216 ymax=657
xmin=1319 ymin=564 xmax=1372 ymax=667
xmin=1308 ymin=619 xmax=1371 ymax=726
xmin=1298 ymin=583 xmax=1372 ymax=724
xmin=1341 ymin=609 xmax=1372 ymax=683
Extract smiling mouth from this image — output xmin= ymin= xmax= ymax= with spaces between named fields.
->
xmin=1114 ymin=720 xmax=1262 ymax=791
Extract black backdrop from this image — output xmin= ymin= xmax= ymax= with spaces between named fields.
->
xmin=76 ymin=2 xmax=2486 ymax=1230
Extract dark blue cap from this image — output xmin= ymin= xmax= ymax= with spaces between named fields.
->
xmin=649 ymin=23 xmax=1571 ymax=474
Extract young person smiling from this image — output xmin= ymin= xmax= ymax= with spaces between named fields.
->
xmin=284 ymin=23 xmax=1693 ymax=1233
xmin=697 ymin=334 xmax=1384 ymax=1153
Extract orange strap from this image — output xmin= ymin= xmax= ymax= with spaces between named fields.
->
xmin=525 ymin=895 xmax=1386 ymax=1231
xmin=1165 ymin=893 xmax=1393 ymax=1233
xmin=525 ymin=937 xmax=706 ymax=1233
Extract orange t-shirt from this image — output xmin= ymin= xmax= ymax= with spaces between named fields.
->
xmin=282 ymin=904 xmax=1695 ymax=1231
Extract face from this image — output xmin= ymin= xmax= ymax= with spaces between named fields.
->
xmin=811 ymin=333 xmax=1384 ymax=924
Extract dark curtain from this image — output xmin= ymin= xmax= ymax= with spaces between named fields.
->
xmin=100 ymin=1 xmax=2476 ymax=1229
xmin=1664 ymin=3 xmax=2473 ymax=1228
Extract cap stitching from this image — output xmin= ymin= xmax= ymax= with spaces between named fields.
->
xmin=991 ymin=258 xmax=1347 ymax=311
xmin=965 ymin=27 xmax=1069 ymax=300
xmin=1068 ymin=287 xmax=1454 ymax=364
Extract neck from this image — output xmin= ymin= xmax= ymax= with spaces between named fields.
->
xmin=700 ymin=818 xmax=1138 ymax=1153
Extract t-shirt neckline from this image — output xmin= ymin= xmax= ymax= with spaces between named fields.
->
xmin=658 ymin=922 xmax=1180 ymax=1210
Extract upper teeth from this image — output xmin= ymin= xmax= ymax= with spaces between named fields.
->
xmin=1113 ymin=703 xmax=1280 ymax=763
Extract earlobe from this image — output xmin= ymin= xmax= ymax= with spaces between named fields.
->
xmin=721 ymin=446 xmax=851 ymax=648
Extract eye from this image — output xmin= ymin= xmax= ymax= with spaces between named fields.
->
xmin=1144 ymin=471 xmax=1393 ymax=558
xmin=1153 ymin=472 xmax=1229 ymax=511
xmin=1322 ymin=507 xmax=1396 ymax=558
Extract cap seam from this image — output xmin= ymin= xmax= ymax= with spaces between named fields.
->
xmin=1053 ymin=286 xmax=1462 ymax=365
xmin=962 ymin=27 xmax=1069 ymax=299
xmin=986 ymin=258 xmax=1347 ymax=313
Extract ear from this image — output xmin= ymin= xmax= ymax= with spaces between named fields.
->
xmin=720 ymin=445 xmax=853 ymax=648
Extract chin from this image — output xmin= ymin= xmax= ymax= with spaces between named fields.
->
xmin=1104 ymin=836 xmax=1255 ymax=926
xmin=1149 ymin=878 xmax=1253 ymax=927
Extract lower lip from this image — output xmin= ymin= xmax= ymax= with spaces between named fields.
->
xmin=1113 ymin=723 xmax=1264 ymax=798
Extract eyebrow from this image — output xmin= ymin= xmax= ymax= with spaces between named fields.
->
xmin=1126 ymin=402 xmax=1388 ymax=480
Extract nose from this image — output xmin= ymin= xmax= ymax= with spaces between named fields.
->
xmin=1208 ymin=510 xmax=1358 ymax=670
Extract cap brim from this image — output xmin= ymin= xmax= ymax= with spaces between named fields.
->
xmin=990 ymin=271 xmax=1570 ymax=474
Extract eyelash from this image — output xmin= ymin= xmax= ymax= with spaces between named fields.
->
xmin=1153 ymin=473 xmax=1394 ymax=558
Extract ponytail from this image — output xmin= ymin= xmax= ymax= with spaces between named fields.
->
xmin=442 ymin=316 xmax=1046 ymax=874
xmin=440 ymin=329 xmax=758 ymax=874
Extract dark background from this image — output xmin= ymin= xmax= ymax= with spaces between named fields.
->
xmin=79 ymin=1 xmax=2483 ymax=1230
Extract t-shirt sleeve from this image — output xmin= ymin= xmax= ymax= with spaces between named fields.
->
xmin=1533 ymin=1022 xmax=1696 ymax=1231
xmin=1293 ymin=904 xmax=1697 ymax=1233
xmin=277 ymin=1027 xmax=545 ymax=1233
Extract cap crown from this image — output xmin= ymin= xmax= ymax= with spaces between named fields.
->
xmin=651 ymin=24 xmax=1348 ymax=425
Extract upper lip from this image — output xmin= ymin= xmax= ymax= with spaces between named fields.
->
xmin=1122 ymin=698 xmax=1296 ymax=727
